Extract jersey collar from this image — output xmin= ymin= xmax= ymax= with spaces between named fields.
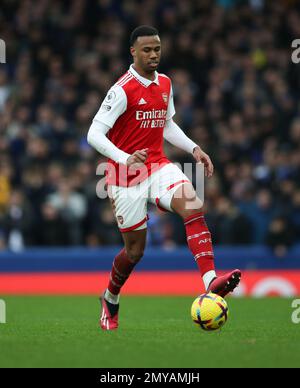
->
xmin=129 ymin=64 xmax=159 ymax=87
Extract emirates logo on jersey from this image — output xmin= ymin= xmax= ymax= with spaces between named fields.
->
xmin=136 ymin=109 xmax=167 ymax=129
xmin=162 ymin=93 xmax=168 ymax=105
xmin=136 ymin=109 xmax=167 ymax=120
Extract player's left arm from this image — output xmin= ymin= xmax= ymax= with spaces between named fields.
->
xmin=163 ymin=84 xmax=214 ymax=177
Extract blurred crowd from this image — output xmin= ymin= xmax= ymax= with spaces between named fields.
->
xmin=1 ymin=0 xmax=300 ymax=254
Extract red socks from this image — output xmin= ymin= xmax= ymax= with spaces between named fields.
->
xmin=184 ymin=212 xmax=215 ymax=276
xmin=108 ymin=248 xmax=137 ymax=295
xmin=108 ymin=212 xmax=215 ymax=296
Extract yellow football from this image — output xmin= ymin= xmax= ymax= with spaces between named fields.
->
xmin=191 ymin=292 xmax=229 ymax=331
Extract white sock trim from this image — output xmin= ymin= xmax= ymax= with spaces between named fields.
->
xmin=202 ymin=270 xmax=217 ymax=291
xmin=105 ymin=289 xmax=120 ymax=305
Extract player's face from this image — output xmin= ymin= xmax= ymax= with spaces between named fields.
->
xmin=131 ymin=35 xmax=161 ymax=74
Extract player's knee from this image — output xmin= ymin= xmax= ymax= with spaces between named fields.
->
xmin=192 ymin=197 xmax=203 ymax=210
xmin=179 ymin=197 xmax=204 ymax=219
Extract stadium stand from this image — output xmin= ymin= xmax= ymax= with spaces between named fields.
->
xmin=0 ymin=0 xmax=300 ymax=257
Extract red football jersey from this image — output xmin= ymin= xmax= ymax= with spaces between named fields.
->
xmin=94 ymin=65 xmax=175 ymax=186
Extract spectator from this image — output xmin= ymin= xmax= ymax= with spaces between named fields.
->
xmin=239 ymin=189 xmax=277 ymax=243
xmin=0 ymin=230 xmax=6 ymax=250
xmin=2 ymin=190 xmax=33 ymax=251
xmin=47 ymin=179 xmax=87 ymax=245
xmin=291 ymin=190 xmax=300 ymax=236
xmin=0 ymin=0 xmax=299 ymax=247
xmin=38 ymin=202 xmax=70 ymax=246
xmin=266 ymin=217 xmax=295 ymax=259
xmin=0 ymin=70 xmax=10 ymax=112
xmin=214 ymin=197 xmax=253 ymax=245
xmin=87 ymin=202 xmax=123 ymax=246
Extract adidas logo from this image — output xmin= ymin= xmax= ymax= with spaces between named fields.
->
xmin=138 ymin=98 xmax=147 ymax=105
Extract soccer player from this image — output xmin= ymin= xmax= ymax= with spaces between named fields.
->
xmin=87 ymin=26 xmax=241 ymax=330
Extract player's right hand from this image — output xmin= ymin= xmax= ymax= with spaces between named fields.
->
xmin=126 ymin=148 xmax=148 ymax=168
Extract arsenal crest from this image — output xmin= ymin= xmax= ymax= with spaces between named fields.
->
xmin=162 ymin=92 xmax=168 ymax=105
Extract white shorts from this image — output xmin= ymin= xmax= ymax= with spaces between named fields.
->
xmin=108 ymin=163 xmax=191 ymax=233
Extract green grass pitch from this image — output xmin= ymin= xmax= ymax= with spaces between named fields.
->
xmin=0 ymin=296 xmax=299 ymax=368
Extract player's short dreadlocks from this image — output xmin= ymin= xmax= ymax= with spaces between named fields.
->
xmin=130 ymin=25 xmax=159 ymax=46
